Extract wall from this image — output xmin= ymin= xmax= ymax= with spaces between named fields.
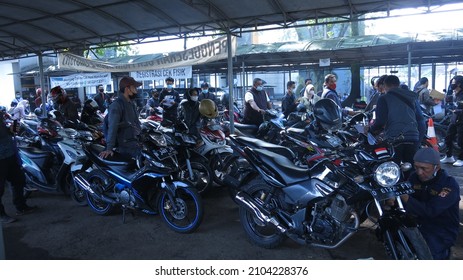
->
xmin=0 ymin=61 xmax=16 ymax=108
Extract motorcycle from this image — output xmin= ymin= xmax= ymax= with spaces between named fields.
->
xmin=196 ymin=118 xmax=236 ymax=187
xmin=74 ymin=142 xmax=204 ymax=233
xmin=233 ymin=135 xmax=433 ymax=259
xmin=232 ymin=109 xmax=286 ymax=144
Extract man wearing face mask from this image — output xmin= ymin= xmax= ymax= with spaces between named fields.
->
xmin=400 ymin=148 xmax=460 ymax=259
xmin=10 ymin=91 xmax=23 ymax=108
xmin=94 ymin=84 xmax=110 ymax=113
xmin=198 ymin=82 xmax=216 ymax=103
xmin=178 ymin=88 xmax=201 ymax=140
xmin=281 ymin=81 xmax=298 ymax=117
xmin=242 ymin=78 xmax=272 ymax=126
xmin=159 ymin=77 xmax=181 ymax=126
xmin=440 ymin=75 xmax=463 ymax=167
xmin=50 ymin=86 xmax=79 ymax=123
xmin=100 ymin=76 xmax=142 ymax=159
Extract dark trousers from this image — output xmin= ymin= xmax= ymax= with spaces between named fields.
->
xmin=445 ymin=123 xmax=463 ymax=159
xmin=393 ymin=142 xmax=418 ymax=180
xmin=0 ymin=154 xmax=27 ymax=214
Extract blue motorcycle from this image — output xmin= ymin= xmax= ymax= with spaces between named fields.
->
xmin=74 ymin=143 xmax=203 ymax=233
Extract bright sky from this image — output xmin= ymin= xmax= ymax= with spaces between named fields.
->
xmin=135 ymin=3 xmax=463 ymax=55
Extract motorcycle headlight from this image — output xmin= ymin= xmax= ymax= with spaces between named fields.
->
xmin=374 ymin=161 xmax=400 ymax=187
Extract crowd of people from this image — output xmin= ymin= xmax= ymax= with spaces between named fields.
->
xmin=1 ymin=73 xmax=461 ymax=259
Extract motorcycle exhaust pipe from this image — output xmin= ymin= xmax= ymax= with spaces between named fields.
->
xmin=235 ymin=191 xmax=287 ymax=233
xmin=74 ymin=174 xmax=115 ymax=204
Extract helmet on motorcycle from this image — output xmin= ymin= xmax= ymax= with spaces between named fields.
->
xmin=312 ymin=98 xmax=342 ymax=131
xmin=34 ymin=107 xmax=43 ymax=116
xmin=199 ymin=99 xmax=218 ymax=119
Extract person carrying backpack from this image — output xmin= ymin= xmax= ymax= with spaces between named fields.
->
xmin=100 ymin=76 xmax=142 ymax=159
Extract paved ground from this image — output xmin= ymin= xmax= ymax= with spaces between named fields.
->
xmin=1 ymin=164 xmax=463 ymax=260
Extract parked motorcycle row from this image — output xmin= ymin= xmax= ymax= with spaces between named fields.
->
xmin=6 ymin=97 xmax=444 ymax=258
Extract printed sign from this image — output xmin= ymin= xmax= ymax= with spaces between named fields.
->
xmin=50 ymin=72 xmax=111 ymax=89
xmin=130 ymin=66 xmax=192 ymax=81
xmin=58 ymin=36 xmax=236 ymax=72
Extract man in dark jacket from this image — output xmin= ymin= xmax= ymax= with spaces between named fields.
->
xmin=50 ymin=86 xmax=79 ymax=123
xmin=440 ymin=75 xmax=463 ymax=167
xmin=401 ymin=148 xmax=460 ymax=259
xmin=281 ymin=81 xmax=298 ymax=118
xmin=178 ymin=88 xmax=201 ymax=140
xmin=198 ymin=82 xmax=217 ymax=104
xmin=242 ymin=78 xmax=272 ymax=126
xmin=0 ymin=111 xmax=37 ymax=223
xmin=93 ymin=84 xmax=110 ymax=113
xmin=369 ymin=75 xmax=426 ymax=166
xmin=159 ymin=77 xmax=181 ymax=126
xmin=99 ymin=76 xmax=142 ymax=159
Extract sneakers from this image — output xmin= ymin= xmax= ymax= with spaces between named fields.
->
xmin=440 ymin=156 xmax=456 ymax=164
xmin=453 ymin=160 xmax=463 ymax=167
xmin=1 ymin=214 xmax=17 ymax=224
xmin=15 ymin=205 xmax=38 ymax=216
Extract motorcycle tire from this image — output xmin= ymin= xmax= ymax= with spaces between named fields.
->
xmin=158 ymin=187 xmax=203 ymax=234
xmin=383 ymin=227 xmax=433 ymax=260
xmin=239 ymin=182 xmax=286 ymax=249
xmin=69 ymin=177 xmax=88 ymax=206
xmin=209 ymin=152 xmax=237 ymax=186
xmin=178 ymin=158 xmax=213 ymax=193
xmin=85 ymin=170 xmax=114 ymax=215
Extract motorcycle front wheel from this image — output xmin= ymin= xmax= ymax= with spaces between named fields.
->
xmin=178 ymin=158 xmax=213 ymax=193
xmin=158 ymin=187 xmax=203 ymax=234
xmin=86 ymin=170 xmax=114 ymax=215
xmin=239 ymin=183 xmax=286 ymax=249
xmin=383 ymin=227 xmax=433 ymax=260
xmin=210 ymin=152 xmax=236 ymax=186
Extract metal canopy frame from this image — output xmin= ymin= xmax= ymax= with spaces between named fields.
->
xmin=1 ymin=0 xmax=463 ymax=60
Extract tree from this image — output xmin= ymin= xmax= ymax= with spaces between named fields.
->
xmin=83 ymin=42 xmax=139 ymax=59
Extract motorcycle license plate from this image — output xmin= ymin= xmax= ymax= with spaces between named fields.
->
xmin=153 ymin=146 xmax=177 ymax=160
xmin=370 ymin=182 xmax=414 ymax=201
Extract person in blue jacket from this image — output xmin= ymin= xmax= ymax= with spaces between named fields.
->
xmin=401 ymin=147 xmax=460 ymax=259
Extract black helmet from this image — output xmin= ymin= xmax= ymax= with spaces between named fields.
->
xmin=313 ymin=98 xmax=342 ymax=131
xmin=83 ymin=99 xmax=99 ymax=114
xmin=34 ymin=107 xmax=43 ymax=116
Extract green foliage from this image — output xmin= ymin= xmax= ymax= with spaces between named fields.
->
xmin=83 ymin=42 xmax=139 ymax=58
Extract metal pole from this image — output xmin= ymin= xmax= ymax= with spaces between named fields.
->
xmin=38 ymin=53 xmax=46 ymax=117
xmin=407 ymin=44 xmax=412 ymax=88
xmin=227 ymin=30 xmax=235 ymax=134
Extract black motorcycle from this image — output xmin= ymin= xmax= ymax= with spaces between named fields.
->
xmin=74 ymin=142 xmax=204 ymax=233
xmin=232 ymin=137 xmax=433 ymax=259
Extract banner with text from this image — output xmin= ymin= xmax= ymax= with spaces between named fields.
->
xmin=58 ymin=36 xmax=235 ymax=72
xmin=50 ymin=72 xmax=111 ymax=89
xmin=131 ymin=66 xmax=192 ymax=81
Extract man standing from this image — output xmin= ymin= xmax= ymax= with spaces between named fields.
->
xmin=242 ymin=78 xmax=272 ymax=126
xmin=100 ymin=76 xmax=142 ymax=159
xmin=281 ymin=81 xmax=298 ymax=117
xmin=50 ymin=86 xmax=79 ymax=123
xmin=198 ymin=82 xmax=217 ymax=103
xmin=369 ymin=75 xmax=425 ymax=166
xmin=414 ymin=77 xmax=439 ymax=114
xmin=440 ymin=75 xmax=463 ymax=167
xmin=94 ymin=84 xmax=109 ymax=113
xmin=159 ymin=77 xmax=181 ymax=126
xmin=401 ymin=147 xmax=460 ymax=259
xmin=0 ymin=110 xmax=37 ymax=223
xmin=321 ymin=74 xmax=341 ymax=106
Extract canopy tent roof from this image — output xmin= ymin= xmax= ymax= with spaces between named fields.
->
xmin=1 ymin=0 xmax=463 ymax=60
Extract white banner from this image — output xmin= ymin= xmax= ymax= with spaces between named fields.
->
xmin=50 ymin=72 xmax=111 ymax=88
xmin=58 ymin=36 xmax=236 ymax=72
xmin=131 ymin=66 xmax=192 ymax=81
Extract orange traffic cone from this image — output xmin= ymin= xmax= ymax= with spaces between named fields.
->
xmin=427 ymin=118 xmax=439 ymax=151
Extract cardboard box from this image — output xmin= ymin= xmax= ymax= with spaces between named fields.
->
xmin=429 ymin=89 xmax=445 ymax=100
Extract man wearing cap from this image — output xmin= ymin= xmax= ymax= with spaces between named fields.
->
xmin=400 ymin=147 xmax=460 ymax=259
xmin=198 ymin=82 xmax=216 ymax=103
xmin=100 ymin=76 xmax=142 ymax=159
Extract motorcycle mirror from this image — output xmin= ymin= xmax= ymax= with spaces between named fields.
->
xmin=301 ymin=113 xmax=307 ymax=121
xmin=401 ymin=162 xmax=413 ymax=172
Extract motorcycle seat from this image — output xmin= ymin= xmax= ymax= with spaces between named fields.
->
xmin=88 ymin=144 xmax=136 ymax=167
xmin=233 ymin=123 xmax=259 ymax=136
xmin=252 ymin=148 xmax=310 ymax=186
xmin=235 ymin=136 xmax=295 ymax=160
